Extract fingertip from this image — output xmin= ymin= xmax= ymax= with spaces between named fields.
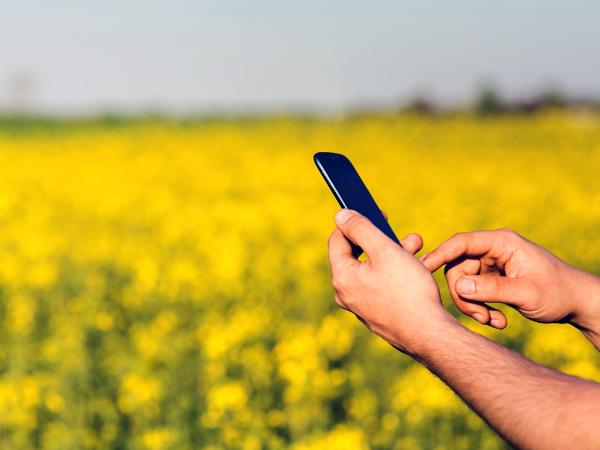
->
xmin=334 ymin=209 xmax=357 ymax=225
xmin=412 ymin=233 xmax=424 ymax=248
xmin=420 ymin=252 xmax=440 ymax=272
xmin=489 ymin=311 xmax=508 ymax=329
xmin=456 ymin=276 xmax=477 ymax=296
xmin=471 ymin=311 xmax=490 ymax=325
xmin=400 ymin=233 xmax=423 ymax=255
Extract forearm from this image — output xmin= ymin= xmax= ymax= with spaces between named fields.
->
xmin=411 ymin=319 xmax=600 ymax=450
xmin=570 ymin=269 xmax=600 ymax=350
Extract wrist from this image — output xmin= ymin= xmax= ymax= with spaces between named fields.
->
xmin=569 ymin=269 xmax=600 ymax=349
xmin=399 ymin=310 xmax=461 ymax=360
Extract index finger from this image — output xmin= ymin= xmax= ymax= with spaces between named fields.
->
xmin=422 ymin=231 xmax=498 ymax=272
xmin=328 ymin=227 xmax=359 ymax=273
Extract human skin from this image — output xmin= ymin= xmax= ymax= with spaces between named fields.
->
xmin=327 ymin=209 xmax=600 ymax=450
xmin=421 ymin=229 xmax=600 ymax=350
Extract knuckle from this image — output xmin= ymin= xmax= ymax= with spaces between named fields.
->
xmin=496 ymin=227 xmax=517 ymax=239
xmin=331 ymin=271 xmax=349 ymax=291
xmin=331 ymin=275 xmax=341 ymax=290
xmin=327 ymin=229 xmax=344 ymax=250
xmin=334 ymin=295 xmax=347 ymax=310
xmin=496 ymin=227 xmax=513 ymax=234
xmin=447 ymin=232 xmax=468 ymax=250
xmin=378 ymin=242 xmax=399 ymax=259
xmin=327 ymin=232 xmax=336 ymax=249
xmin=450 ymin=232 xmax=464 ymax=241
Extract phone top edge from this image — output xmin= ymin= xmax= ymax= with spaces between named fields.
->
xmin=313 ymin=152 xmax=348 ymax=209
xmin=313 ymin=152 xmax=350 ymax=163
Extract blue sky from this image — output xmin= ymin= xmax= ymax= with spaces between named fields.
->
xmin=1 ymin=0 xmax=599 ymax=113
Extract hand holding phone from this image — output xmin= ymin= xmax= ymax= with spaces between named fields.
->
xmin=320 ymin=153 xmax=442 ymax=357
xmin=314 ymin=152 xmax=400 ymax=257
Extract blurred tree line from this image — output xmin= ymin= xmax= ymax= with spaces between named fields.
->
xmin=403 ymin=84 xmax=600 ymax=117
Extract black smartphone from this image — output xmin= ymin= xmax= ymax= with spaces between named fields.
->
xmin=314 ymin=152 xmax=400 ymax=257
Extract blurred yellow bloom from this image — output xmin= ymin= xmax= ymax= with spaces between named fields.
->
xmin=291 ymin=424 xmax=369 ymax=450
xmin=118 ymin=373 xmax=161 ymax=413
xmin=0 ymin=114 xmax=598 ymax=449
xmin=207 ymin=381 xmax=248 ymax=415
xmin=141 ymin=428 xmax=175 ymax=450
xmin=95 ymin=311 xmax=114 ymax=331
xmin=44 ymin=392 xmax=64 ymax=413
xmin=7 ymin=293 xmax=35 ymax=334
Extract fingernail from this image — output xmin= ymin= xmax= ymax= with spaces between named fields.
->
xmin=491 ymin=318 xmax=503 ymax=328
xmin=335 ymin=209 xmax=355 ymax=225
xmin=457 ymin=277 xmax=476 ymax=295
xmin=472 ymin=313 xmax=486 ymax=323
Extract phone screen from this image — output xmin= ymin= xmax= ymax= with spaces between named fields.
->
xmin=314 ymin=152 xmax=400 ymax=255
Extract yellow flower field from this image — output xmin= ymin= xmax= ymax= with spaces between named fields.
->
xmin=0 ymin=112 xmax=599 ymax=449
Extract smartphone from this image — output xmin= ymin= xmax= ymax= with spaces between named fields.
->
xmin=314 ymin=152 xmax=400 ymax=257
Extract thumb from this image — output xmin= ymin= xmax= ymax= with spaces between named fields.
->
xmin=334 ymin=209 xmax=394 ymax=257
xmin=455 ymin=275 xmax=530 ymax=307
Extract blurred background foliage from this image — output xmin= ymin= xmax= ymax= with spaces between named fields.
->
xmin=0 ymin=111 xmax=599 ymax=449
